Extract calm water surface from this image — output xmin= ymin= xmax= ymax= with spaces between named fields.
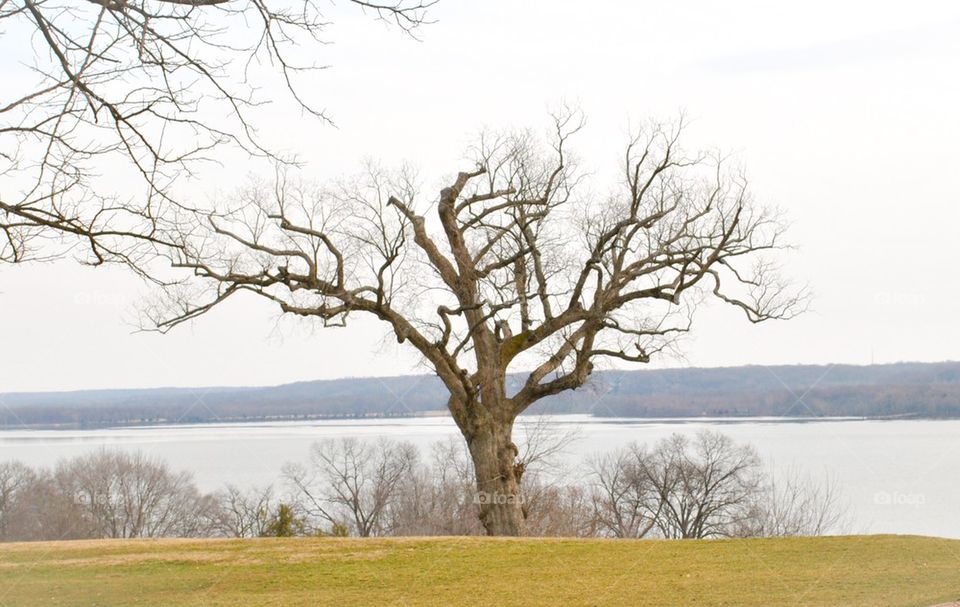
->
xmin=1 ymin=416 xmax=957 ymax=538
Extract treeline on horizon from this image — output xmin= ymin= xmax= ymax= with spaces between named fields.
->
xmin=2 ymin=362 xmax=960 ymax=428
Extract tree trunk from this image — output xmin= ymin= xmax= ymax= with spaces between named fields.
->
xmin=466 ymin=417 xmax=526 ymax=536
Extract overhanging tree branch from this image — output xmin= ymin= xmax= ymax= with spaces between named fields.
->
xmin=1 ymin=0 xmax=434 ymax=263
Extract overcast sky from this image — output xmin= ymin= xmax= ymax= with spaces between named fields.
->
xmin=2 ymin=0 xmax=959 ymax=393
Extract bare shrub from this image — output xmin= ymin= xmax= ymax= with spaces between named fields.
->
xmin=389 ymin=437 xmax=482 ymax=536
xmin=735 ymin=468 xmax=850 ymax=537
xmin=522 ymin=483 xmax=598 ymax=537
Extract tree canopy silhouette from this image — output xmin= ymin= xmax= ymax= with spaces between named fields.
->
xmin=144 ymin=113 xmax=805 ymax=535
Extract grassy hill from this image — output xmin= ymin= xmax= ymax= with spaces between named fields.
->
xmin=1 ymin=535 xmax=958 ymax=606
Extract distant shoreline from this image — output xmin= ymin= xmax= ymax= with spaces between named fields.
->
xmin=0 ymin=411 xmax=938 ymax=432
xmin=3 ymin=361 xmax=959 ymax=430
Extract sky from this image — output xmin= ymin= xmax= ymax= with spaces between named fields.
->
xmin=2 ymin=0 xmax=960 ymax=393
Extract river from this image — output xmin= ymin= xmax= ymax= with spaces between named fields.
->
xmin=1 ymin=415 xmax=957 ymax=537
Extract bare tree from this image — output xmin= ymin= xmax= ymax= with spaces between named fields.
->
xmin=588 ymin=436 xmax=848 ymax=540
xmin=0 ymin=464 xmax=89 ymax=541
xmin=144 ymin=113 xmax=805 ymax=535
xmin=645 ymin=431 xmax=762 ymax=539
xmin=0 ymin=461 xmax=37 ymax=539
xmin=588 ymin=444 xmax=660 ymax=538
xmin=0 ymin=0 xmax=434 ymax=264
xmin=54 ymin=449 xmax=215 ymax=538
xmin=284 ymin=437 xmax=417 ymax=537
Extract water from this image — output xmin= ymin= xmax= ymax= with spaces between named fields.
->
xmin=0 ymin=415 xmax=957 ymax=538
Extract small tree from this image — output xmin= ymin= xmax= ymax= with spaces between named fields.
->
xmin=262 ymin=503 xmax=306 ymax=537
xmin=147 ymin=114 xmax=804 ymax=535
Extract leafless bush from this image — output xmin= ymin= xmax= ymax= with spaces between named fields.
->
xmin=0 ymin=450 xmax=220 ymax=541
xmin=513 ymin=416 xmax=594 ymax=536
xmin=389 ymin=438 xmax=483 ymax=536
xmin=522 ymin=483 xmax=598 ymax=537
xmin=515 ymin=415 xmax=581 ymax=478
xmin=734 ymin=468 xmax=850 ymax=537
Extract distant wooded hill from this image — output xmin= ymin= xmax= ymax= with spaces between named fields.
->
xmin=3 ymin=361 xmax=960 ymax=428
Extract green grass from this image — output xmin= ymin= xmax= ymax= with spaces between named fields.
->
xmin=1 ymin=535 xmax=959 ymax=606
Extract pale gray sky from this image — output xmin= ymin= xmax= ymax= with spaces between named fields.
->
xmin=2 ymin=0 xmax=959 ymax=392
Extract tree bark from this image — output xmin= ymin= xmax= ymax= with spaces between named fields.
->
xmin=465 ymin=416 xmax=526 ymax=536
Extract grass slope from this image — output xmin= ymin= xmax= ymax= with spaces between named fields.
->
xmin=1 ymin=535 xmax=959 ymax=606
